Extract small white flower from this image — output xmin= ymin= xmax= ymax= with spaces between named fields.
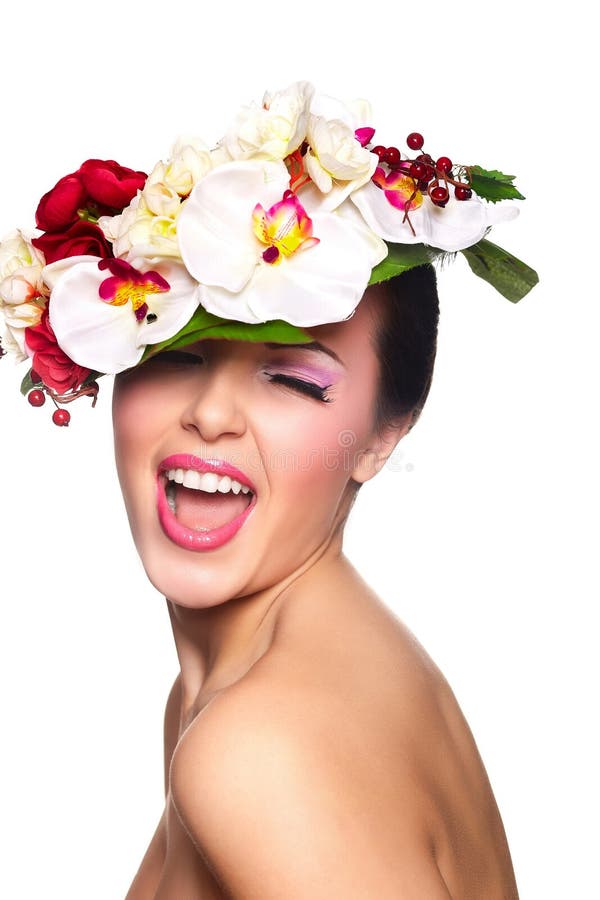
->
xmin=147 ymin=136 xmax=214 ymax=197
xmin=304 ymin=114 xmax=377 ymax=206
xmin=224 ymin=81 xmax=314 ymax=162
xmin=0 ymin=229 xmax=48 ymax=356
xmin=98 ymin=190 xmax=181 ymax=259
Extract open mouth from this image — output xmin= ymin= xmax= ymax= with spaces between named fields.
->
xmin=163 ymin=467 xmax=255 ymax=533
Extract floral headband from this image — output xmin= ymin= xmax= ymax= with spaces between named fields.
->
xmin=0 ymin=80 xmax=538 ymax=426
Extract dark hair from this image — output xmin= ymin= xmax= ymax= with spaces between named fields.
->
xmin=369 ymin=263 xmax=440 ymax=436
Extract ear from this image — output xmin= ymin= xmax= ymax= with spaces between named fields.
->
xmin=350 ymin=416 xmax=412 ymax=485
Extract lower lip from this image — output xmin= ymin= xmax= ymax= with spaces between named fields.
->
xmin=156 ymin=476 xmax=257 ymax=552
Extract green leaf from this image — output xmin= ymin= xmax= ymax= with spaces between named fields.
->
xmin=460 ymin=238 xmax=539 ymax=303
xmin=468 ymin=165 xmax=525 ymax=203
xmin=369 ymin=243 xmax=438 ymax=285
xmin=80 ymin=369 xmax=104 ymax=387
xmin=20 ymin=368 xmax=38 ymax=396
xmin=141 ymin=306 xmax=313 ymax=362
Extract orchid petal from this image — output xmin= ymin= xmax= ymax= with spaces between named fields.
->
xmin=352 ymin=180 xmax=495 ymax=252
xmin=240 ymin=213 xmax=376 ymax=327
xmin=42 ymin=255 xmax=102 ymax=290
xmin=177 ymin=160 xmax=290 ymax=292
xmin=48 ymin=258 xmax=200 ymax=374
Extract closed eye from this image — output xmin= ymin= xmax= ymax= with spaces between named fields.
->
xmin=267 ymin=373 xmax=333 ymax=403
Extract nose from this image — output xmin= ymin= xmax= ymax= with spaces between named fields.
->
xmin=180 ymin=359 xmax=247 ymax=444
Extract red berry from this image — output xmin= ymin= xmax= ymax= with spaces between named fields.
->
xmin=409 ymin=162 xmax=427 ymax=181
xmin=407 ymin=132 xmax=424 ymax=151
xmin=430 ymin=185 xmax=449 ymax=207
xmin=436 ymin=156 xmax=453 ymax=174
xmin=455 ymin=185 xmax=473 ymax=201
xmin=383 ymin=146 xmax=401 ymax=167
xmin=52 ymin=408 xmax=71 ymax=427
xmin=372 ymin=145 xmax=387 ymax=160
xmin=416 ymin=153 xmax=434 ymax=165
xmin=28 ymin=389 xmax=45 ymax=407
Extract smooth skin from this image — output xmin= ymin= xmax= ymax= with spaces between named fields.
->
xmin=114 ymin=287 xmax=520 ymax=899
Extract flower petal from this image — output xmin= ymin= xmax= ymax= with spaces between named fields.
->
xmin=48 ymin=258 xmax=200 ymax=373
xmin=177 ymin=160 xmax=291 ymax=292
xmin=240 ymin=213 xmax=377 ymax=327
xmin=42 ymin=254 xmax=103 ymax=290
xmin=352 ymin=181 xmax=495 ymax=252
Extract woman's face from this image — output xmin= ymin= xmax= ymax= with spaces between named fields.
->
xmin=112 ymin=287 xmax=399 ymax=607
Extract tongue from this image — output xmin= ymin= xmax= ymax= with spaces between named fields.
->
xmin=175 ymin=485 xmax=250 ymax=531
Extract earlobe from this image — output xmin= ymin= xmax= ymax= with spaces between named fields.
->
xmin=350 ymin=418 xmax=412 ymax=485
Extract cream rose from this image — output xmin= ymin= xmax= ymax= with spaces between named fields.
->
xmin=224 ymin=80 xmax=314 ymax=161
xmin=0 ymin=230 xmax=47 ymax=357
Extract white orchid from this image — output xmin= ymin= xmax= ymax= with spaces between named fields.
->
xmin=177 ymin=159 xmax=386 ymax=327
xmin=224 ymin=81 xmax=314 ymax=162
xmin=351 ymin=167 xmax=519 ymax=252
xmin=43 ymin=253 xmax=200 ymax=374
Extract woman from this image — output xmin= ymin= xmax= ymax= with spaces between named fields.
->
xmin=0 ymin=82 xmax=535 ymax=898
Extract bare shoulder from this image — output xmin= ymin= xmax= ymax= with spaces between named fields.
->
xmin=171 ymin=665 xmax=452 ymax=899
xmin=170 ymin=582 xmax=519 ymax=898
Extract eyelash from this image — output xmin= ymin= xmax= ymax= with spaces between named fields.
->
xmin=150 ymin=351 xmax=333 ymax=403
xmin=266 ymin=373 xmax=333 ymax=403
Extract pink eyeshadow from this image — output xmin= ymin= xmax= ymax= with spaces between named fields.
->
xmin=265 ymin=363 xmax=339 ymax=389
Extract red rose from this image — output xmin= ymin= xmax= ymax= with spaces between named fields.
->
xmin=35 ymin=159 xmax=147 ymax=231
xmin=79 ymin=159 xmax=147 ymax=210
xmin=32 ymin=221 xmax=113 ymax=264
xmin=25 ymin=308 xmax=91 ymax=393
xmin=35 ymin=173 xmax=88 ymax=232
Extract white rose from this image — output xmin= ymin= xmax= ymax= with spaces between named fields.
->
xmin=0 ymin=229 xmax=46 ymax=305
xmin=0 ymin=324 xmax=28 ymax=362
xmin=224 ymin=80 xmax=314 ymax=161
xmin=0 ymin=230 xmax=47 ymax=359
xmin=148 ymin=137 xmax=213 ymax=197
xmin=99 ymin=191 xmax=180 ymax=259
xmin=304 ymin=114 xmax=377 ymax=202
xmin=0 ymin=299 xmax=44 ymax=355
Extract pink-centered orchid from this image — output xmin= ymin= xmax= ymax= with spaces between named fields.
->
xmin=352 ymin=169 xmax=518 ymax=252
xmin=42 ymin=253 xmax=200 ymax=374
xmin=372 ymin=167 xmax=423 ymax=212
xmin=252 ymin=190 xmax=319 ymax=264
xmin=177 ymin=160 xmax=387 ymax=327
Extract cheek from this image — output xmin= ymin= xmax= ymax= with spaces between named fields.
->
xmin=258 ymin=397 xmax=372 ymax=509
xmin=112 ymin=376 xmax=172 ymax=505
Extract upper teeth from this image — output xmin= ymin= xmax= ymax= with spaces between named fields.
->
xmin=165 ymin=468 xmax=251 ymax=494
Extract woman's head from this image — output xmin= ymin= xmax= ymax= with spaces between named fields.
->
xmin=112 ymin=265 xmax=439 ymax=608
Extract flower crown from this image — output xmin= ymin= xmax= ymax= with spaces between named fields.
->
xmin=0 ymin=80 xmax=538 ymax=427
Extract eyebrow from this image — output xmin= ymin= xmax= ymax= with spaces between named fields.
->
xmin=264 ymin=341 xmax=345 ymax=367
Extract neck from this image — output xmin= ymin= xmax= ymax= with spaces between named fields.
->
xmin=166 ymin=525 xmax=345 ymax=716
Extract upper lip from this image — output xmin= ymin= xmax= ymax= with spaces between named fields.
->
xmin=157 ymin=454 xmax=257 ymax=493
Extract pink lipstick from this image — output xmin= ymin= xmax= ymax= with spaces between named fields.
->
xmin=156 ymin=454 xmax=257 ymax=551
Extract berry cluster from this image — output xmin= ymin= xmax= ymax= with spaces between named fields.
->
xmin=26 ymin=373 xmax=99 ymax=426
xmin=371 ymin=131 xmax=472 ymax=209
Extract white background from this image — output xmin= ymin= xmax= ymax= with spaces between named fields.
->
xmin=0 ymin=2 xmax=597 ymax=897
